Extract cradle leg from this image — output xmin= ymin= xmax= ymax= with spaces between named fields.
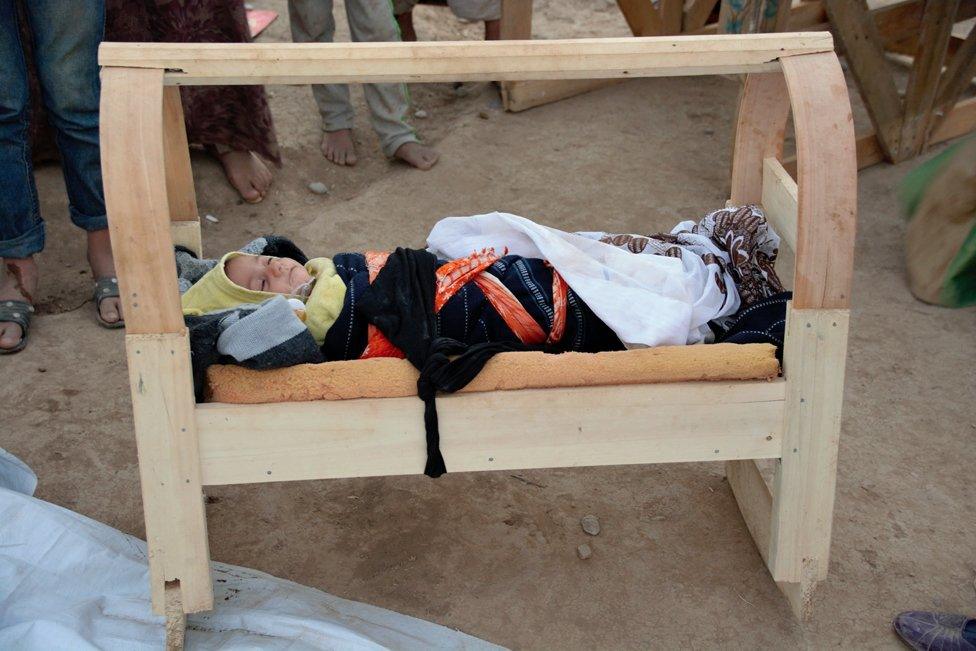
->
xmin=165 ymin=581 xmax=187 ymax=651
xmin=101 ymin=67 xmax=213 ymax=615
xmin=767 ymin=307 xmax=849 ymax=618
xmin=127 ymin=333 xmax=213 ymax=615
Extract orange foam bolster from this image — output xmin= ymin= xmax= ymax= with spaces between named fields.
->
xmin=205 ymin=343 xmax=781 ymax=404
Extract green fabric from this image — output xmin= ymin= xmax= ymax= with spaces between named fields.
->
xmin=939 ymin=222 xmax=976 ymax=308
xmin=901 ymin=139 xmax=968 ymax=219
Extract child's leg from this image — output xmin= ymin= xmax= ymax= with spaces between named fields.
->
xmin=287 ymin=0 xmax=359 ymax=166
xmin=393 ymin=0 xmax=417 ymax=41
xmin=344 ymin=0 xmax=438 ymax=169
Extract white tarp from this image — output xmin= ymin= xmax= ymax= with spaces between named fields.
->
xmin=0 ymin=449 xmax=503 ymax=650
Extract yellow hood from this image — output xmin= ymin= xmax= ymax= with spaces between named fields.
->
xmin=181 ymin=252 xmax=345 ymax=345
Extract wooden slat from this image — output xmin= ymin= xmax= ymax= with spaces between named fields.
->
xmin=730 ymin=71 xmax=791 ymax=205
xmin=661 ymin=0 xmax=685 ymax=34
xmin=98 ymin=34 xmax=835 ymax=85
xmin=197 ymin=380 xmax=786 ymax=486
xmin=782 ymin=96 xmax=976 ymax=175
xmin=873 ymin=0 xmax=976 ymax=56
xmin=616 ymin=0 xmax=665 ymax=36
xmin=727 ymin=459 xmax=773 ymax=564
xmin=685 ymin=0 xmax=720 ymax=32
xmin=781 ymin=53 xmax=857 ymax=309
xmin=762 ymin=157 xmax=798 ymax=251
xmin=170 ymin=221 xmax=202 ymax=257
xmin=824 ymin=0 xmax=903 ymax=160
xmin=126 ymin=333 xmax=212 ymax=614
xmin=162 ymin=86 xmax=198 ymax=222
xmin=930 ymin=22 xmax=976 ymax=138
xmin=930 ymin=95 xmax=976 ymax=143
xmin=762 ymin=0 xmax=795 ymax=32
xmin=769 ymin=307 xmax=849 ymax=583
xmin=503 ymin=78 xmax=622 ymax=112
xmin=499 ymin=0 xmax=534 ymax=111
xmin=100 ymin=67 xmax=185 ymax=334
xmin=499 ymin=0 xmax=532 ymax=39
xmin=898 ymin=0 xmax=960 ymax=160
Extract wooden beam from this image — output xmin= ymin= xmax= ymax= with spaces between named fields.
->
xmin=501 ymin=78 xmax=622 ymax=112
xmin=727 ymin=459 xmax=773 ymax=564
xmin=197 ymin=380 xmax=786 ymax=486
xmin=762 ymin=157 xmax=798 ymax=251
xmin=781 ymin=96 xmax=976 ymax=176
xmin=499 ymin=0 xmax=532 ymax=39
xmin=162 ymin=87 xmax=198 ymax=223
xmin=898 ymin=0 xmax=960 ymax=160
xmin=685 ymin=0 xmax=720 ymax=32
xmin=661 ymin=0 xmax=685 ymax=34
xmin=98 ymin=34 xmax=835 ymax=85
xmin=873 ymin=0 xmax=976 ymax=56
xmin=824 ymin=0 xmax=903 ymax=161
xmin=730 ymin=72 xmax=792 ymax=205
xmin=616 ymin=0 xmax=665 ymax=36
xmin=930 ymin=21 xmax=976 ymax=139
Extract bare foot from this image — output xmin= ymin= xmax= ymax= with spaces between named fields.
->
xmin=321 ymin=129 xmax=358 ymax=167
xmin=216 ymin=149 xmax=273 ymax=203
xmin=87 ymin=229 xmax=124 ymax=326
xmin=394 ymin=141 xmax=439 ymax=170
xmin=0 ymin=257 xmax=38 ymax=351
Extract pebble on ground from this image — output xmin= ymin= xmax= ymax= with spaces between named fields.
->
xmin=577 ymin=543 xmax=592 ymax=560
xmin=581 ymin=514 xmax=600 ymax=536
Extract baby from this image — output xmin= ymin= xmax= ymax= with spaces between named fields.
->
xmin=180 ymin=244 xmax=621 ymax=364
xmin=224 ymin=253 xmax=312 ymax=295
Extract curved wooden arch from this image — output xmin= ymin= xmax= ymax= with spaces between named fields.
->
xmin=732 ymin=51 xmax=857 ymax=310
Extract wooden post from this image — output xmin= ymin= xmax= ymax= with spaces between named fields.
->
xmin=898 ymin=0 xmax=960 ymax=160
xmin=100 ymin=67 xmax=213 ymax=615
xmin=824 ymin=0 xmax=903 ymax=161
xmin=769 ymin=52 xmax=855 ymax=616
xmin=162 ymin=86 xmax=202 ymax=256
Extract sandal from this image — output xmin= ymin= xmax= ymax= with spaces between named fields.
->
xmin=0 ymin=299 xmax=34 ymax=355
xmin=93 ymin=277 xmax=125 ymax=329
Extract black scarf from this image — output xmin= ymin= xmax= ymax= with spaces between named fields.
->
xmin=358 ymin=248 xmax=532 ymax=477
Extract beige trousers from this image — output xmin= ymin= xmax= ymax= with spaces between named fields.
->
xmin=392 ymin=0 xmax=501 ymax=21
xmin=288 ymin=0 xmax=418 ymax=157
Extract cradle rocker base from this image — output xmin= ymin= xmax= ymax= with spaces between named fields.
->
xmin=99 ymin=33 xmax=856 ymax=637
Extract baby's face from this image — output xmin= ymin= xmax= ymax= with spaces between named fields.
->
xmin=225 ymin=254 xmax=312 ymax=294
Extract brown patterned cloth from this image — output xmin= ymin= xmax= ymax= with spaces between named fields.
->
xmin=22 ymin=0 xmax=280 ymax=165
xmin=591 ymin=204 xmax=785 ymax=310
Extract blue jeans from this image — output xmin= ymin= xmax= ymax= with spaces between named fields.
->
xmin=0 ymin=0 xmax=105 ymax=259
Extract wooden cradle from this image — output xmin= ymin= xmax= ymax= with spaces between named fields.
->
xmin=97 ymin=33 xmax=856 ymax=636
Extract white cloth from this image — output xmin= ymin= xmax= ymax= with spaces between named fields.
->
xmin=427 ymin=212 xmax=739 ymax=347
xmin=0 ymin=448 xmax=503 ymax=650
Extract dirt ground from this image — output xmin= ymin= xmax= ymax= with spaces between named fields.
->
xmin=3 ymin=1 xmax=976 ymax=648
